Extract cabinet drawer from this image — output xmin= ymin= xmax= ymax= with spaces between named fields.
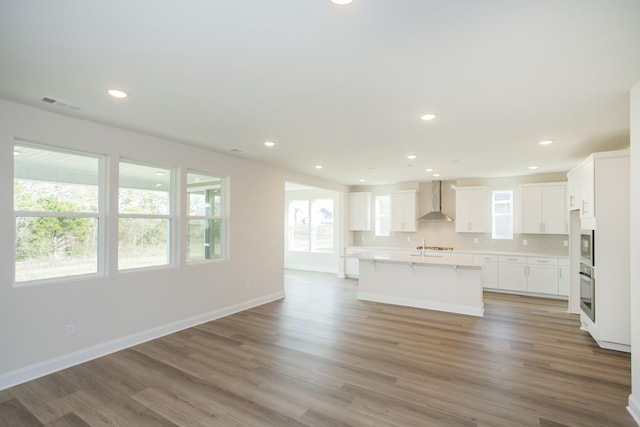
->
xmin=480 ymin=255 xmax=498 ymax=262
xmin=499 ymin=255 xmax=526 ymax=264
xmin=526 ymin=257 xmax=558 ymax=266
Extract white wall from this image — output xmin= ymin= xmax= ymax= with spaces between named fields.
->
xmin=0 ymin=99 xmax=338 ymax=389
xmin=628 ymin=81 xmax=640 ymax=423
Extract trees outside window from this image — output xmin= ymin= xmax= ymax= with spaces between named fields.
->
xmin=118 ymin=161 xmax=172 ymax=270
xmin=14 ymin=142 xmax=102 ymax=282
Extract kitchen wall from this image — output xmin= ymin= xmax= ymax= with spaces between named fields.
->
xmin=351 ymin=173 xmax=570 ymax=256
xmin=0 ymin=98 xmax=347 ymax=389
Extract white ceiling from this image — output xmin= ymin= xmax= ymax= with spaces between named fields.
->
xmin=1 ymin=1 xmax=639 ymax=185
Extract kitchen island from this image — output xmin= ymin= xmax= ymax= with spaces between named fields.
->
xmin=352 ymin=252 xmax=484 ymax=317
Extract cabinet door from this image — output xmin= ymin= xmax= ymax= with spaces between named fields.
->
xmin=558 ymin=264 xmax=569 ymax=296
xmin=526 ymin=257 xmax=559 ymax=295
xmin=345 ymin=258 xmax=359 ymax=277
xmin=348 ymin=192 xmax=371 ymax=231
xmin=498 ymin=257 xmax=527 ymax=291
xmin=468 ymin=188 xmax=488 ymax=232
xmin=567 ymin=170 xmax=579 ymax=211
xmin=580 ymin=159 xmax=595 ymax=218
xmin=542 ymin=185 xmax=567 ymax=234
xmin=520 ymin=186 xmax=543 ymax=233
xmin=481 ymin=258 xmax=498 ymax=288
xmin=527 ymin=264 xmax=559 ymax=295
xmin=455 ymin=189 xmax=472 ymax=232
xmin=391 ymin=190 xmax=416 ymax=232
xmin=455 ymin=187 xmax=487 ymax=233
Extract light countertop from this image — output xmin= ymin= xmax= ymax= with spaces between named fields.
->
xmin=348 ymin=251 xmax=483 ymax=268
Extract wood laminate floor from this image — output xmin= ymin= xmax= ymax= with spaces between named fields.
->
xmin=0 ymin=270 xmax=635 ymax=426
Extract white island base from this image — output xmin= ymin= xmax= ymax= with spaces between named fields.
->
xmin=357 ymin=255 xmax=484 ymax=317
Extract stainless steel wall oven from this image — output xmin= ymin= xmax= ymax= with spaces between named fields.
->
xmin=579 ymin=262 xmax=595 ymax=322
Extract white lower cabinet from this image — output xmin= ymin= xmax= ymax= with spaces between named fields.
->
xmin=345 ymin=258 xmax=359 ymax=278
xmin=497 ymin=255 xmax=560 ymax=296
xmin=526 ymin=257 xmax=559 ymax=295
xmin=480 ymin=255 xmax=498 ymax=288
xmin=558 ymin=258 xmax=569 ymax=296
xmin=498 ymin=256 xmax=527 ymax=291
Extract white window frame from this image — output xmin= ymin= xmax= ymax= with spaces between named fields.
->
xmin=118 ymin=159 xmax=175 ymax=271
xmin=375 ymin=194 xmax=391 ymax=237
xmin=287 ymin=198 xmax=334 ymax=253
xmin=186 ymin=171 xmax=227 ymax=263
xmin=13 ymin=140 xmax=105 ymax=285
xmin=492 ymin=190 xmax=513 ymax=240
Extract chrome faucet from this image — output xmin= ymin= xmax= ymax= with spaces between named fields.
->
xmin=421 ymin=238 xmax=426 ymax=256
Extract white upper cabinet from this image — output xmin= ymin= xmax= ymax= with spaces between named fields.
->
xmin=455 ymin=187 xmax=488 ymax=233
xmin=567 ymin=156 xmax=594 ymax=221
xmin=520 ymin=183 xmax=567 ymax=234
xmin=391 ymin=190 xmax=417 ymax=232
xmin=348 ymin=192 xmax=371 ymax=231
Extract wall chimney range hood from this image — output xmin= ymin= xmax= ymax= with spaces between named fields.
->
xmin=418 ymin=181 xmax=453 ymax=221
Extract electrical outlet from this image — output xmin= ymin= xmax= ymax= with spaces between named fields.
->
xmin=474 ymin=237 xmax=479 ymax=244
xmin=407 ymin=236 xmax=411 ymax=242
xmin=65 ymin=323 xmax=75 ymax=337
xmin=563 ymin=240 xmax=568 ymax=247
xmin=522 ymin=239 xmax=528 ymax=246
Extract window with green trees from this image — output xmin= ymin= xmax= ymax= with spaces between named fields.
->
xmin=186 ymin=172 xmax=225 ymax=262
xmin=14 ymin=142 xmax=102 ymax=282
xmin=118 ymin=161 xmax=172 ymax=270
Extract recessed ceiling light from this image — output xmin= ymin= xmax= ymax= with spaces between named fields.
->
xmin=315 ymin=165 xmax=323 ymax=169
xmin=359 ymin=179 xmax=365 ymax=182
xmin=407 ymin=154 xmax=417 ymax=160
xmin=108 ymin=89 xmax=128 ymax=98
xmin=264 ymin=141 xmax=275 ymax=147
xmin=528 ymin=166 xmax=539 ymax=170
xmin=433 ymin=173 xmax=440 ymax=177
xmin=425 ymin=168 xmax=433 ymax=172
xmin=539 ymin=140 xmax=553 ymax=145
xmin=155 ymin=172 xmax=165 ymax=176
xmin=421 ymin=114 xmax=437 ymax=121
xmin=331 ymin=0 xmax=353 ymax=4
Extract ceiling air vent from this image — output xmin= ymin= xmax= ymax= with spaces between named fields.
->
xmin=40 ymin=96 xmax=84 ymax=111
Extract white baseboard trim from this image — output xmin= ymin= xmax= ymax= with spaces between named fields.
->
xmin=357 ymin=292 xmax=484 ymax=317
xmin=284 ymin=264 xmax=337 ymax=274
xmin=0 ymin=291 xmax=284 ymax=391
xmin=628 ymin=394 xmax=640 ymax=425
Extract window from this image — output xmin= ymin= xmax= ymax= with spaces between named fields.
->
xmin=311 ymin=199 xmax=334 ymax=252
xmin=14 ymin=142 xmax=102 ymax=283
xmin=118 ymin=161 xmax=172 ymax=270
xmin=375 ymin=194 xmax=390 ymax=237
xmin=492 ymin=190 xmax=513 ymax=239
xmin=287 ymin=199 xmax=334 ymax=253
xmin=187 ymin=172 xmax=225 ymax=262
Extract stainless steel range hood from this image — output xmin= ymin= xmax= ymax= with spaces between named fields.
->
xmin=418 ymin=181 xmax=453 ymax=221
